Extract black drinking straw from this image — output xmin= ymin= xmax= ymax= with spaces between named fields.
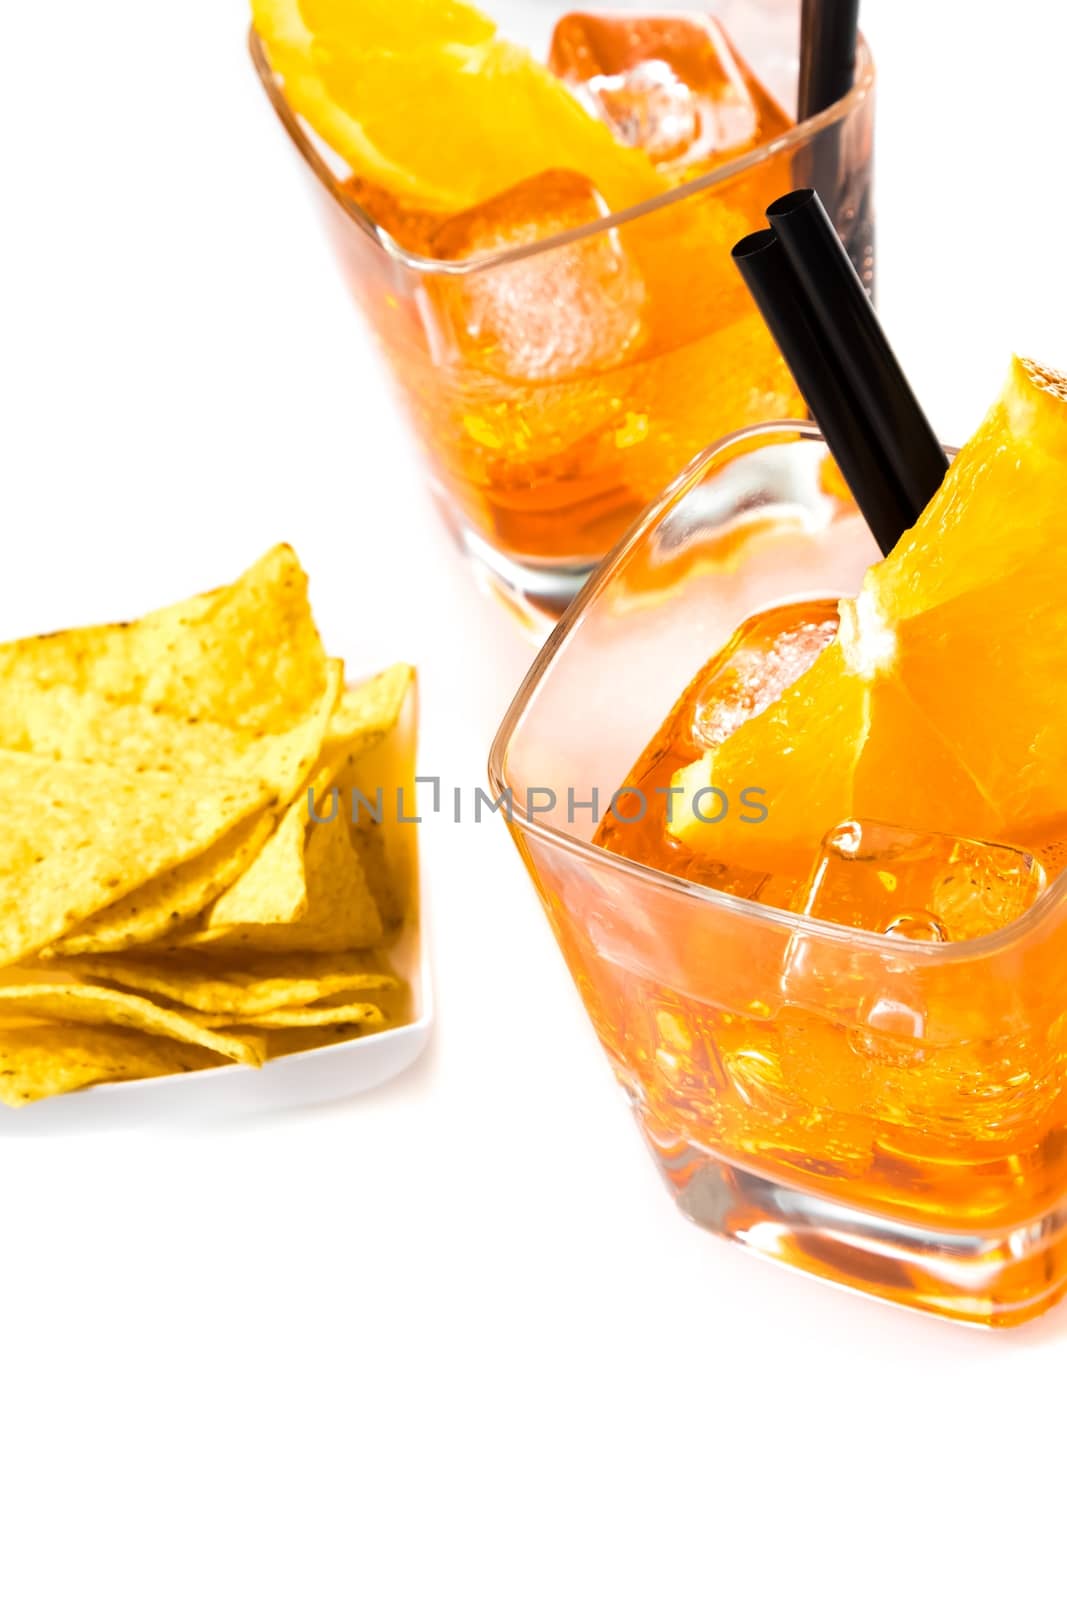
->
xmin=732 ymin=227 xmax=917 ymax=555
xmin=798 ymin=0 xmax=861 ymax=120
xmin=766 ymin=189 xmax=949 ymax=528
xmin=795 ymin=0 xmax=863 ymax=272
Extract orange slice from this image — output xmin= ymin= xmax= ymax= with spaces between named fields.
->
xmin=252 ymin=0 xmax=664 ymax=214
xmin=670 ymin=355 xmax=1067 ymax=875
xmin=871 ymin=356 xmax=1067 ymax=621
xmin=671 ymin=632 xmax=1003 ymax=877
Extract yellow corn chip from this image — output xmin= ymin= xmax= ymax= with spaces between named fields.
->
xmin=53 ymin=951 xmax=399 ymax=1016
xmin=170 ymin=1000 xmax=385 ymax=1029
xmin=183 ymin=811 xmax=383 ymax=954
xmin=350 ymin=813 xmax=405 ymax=928
xmin=224 ymin=1021 xmax=388 ymax=1062
xmin=0 ymin=664 xmax=343 ymax=799
xmin=0 ymin=544 xmax=329 ymax=731
xmin=0 ymin=1025 xmax=235 ymax=1107
xmin=320 ymin=664 xmax=415 ymax=765
xmin=198 ymin=777 xmax=313 ymax=930
xmin=195 ymin=664 xmax=414 ymax=935
xmin=47 ymin=809 xmax=277 ymax=956
xmin=0 ymin=751 xmax=269 ymax=968
xmin=0 ymin=982 xmax=263 ymax=1065
xmin=258 ymin=1022 xmax=381 ymax=1059
xmin=46 ymin=663 xmax=344 ymax=955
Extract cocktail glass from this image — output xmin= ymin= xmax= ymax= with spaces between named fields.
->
xmin=488 ymin=420 xmax=1067 ymax=1326
xmin=249 ymin=4 xmax=875 ymax=629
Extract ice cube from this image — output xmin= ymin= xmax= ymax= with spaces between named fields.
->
xmin=688 ymin=601 xmax=839 ymax=750
xmin=585 ymin=57 xmax=700 ymax=166
xmin=549 ymin=12 xmax=791 ymax=178
xmin=794 ymin=818 xmax=1047 ymax=942
xmin=595 ymin=599 xmax=839 ymax=903
xmin=426 ymin=169 xmax=647 ymax=383
xmin=780 ymin=822 xmax=1046 ymax=1060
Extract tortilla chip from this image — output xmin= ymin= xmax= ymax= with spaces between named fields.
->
xmin=196 ymin=664 xmax=415 ymax=933
xmin=183 ymin=811 xmax=383 ymax=954
xmin=199 ymin=778 xmax=313 ymax=929
xmin=0 ymin=982 xmax=263 ymax=1065
xmin=0 ymin=551 xmax=349 ymax=963
xmin=345 ymin=671 xmax=418 ymax=927
xmin=0 ymin=751 xmax=269 ymax=968
xmin=321 ymin=664 xmax=415 ymax=764
xmin=218 ymin=656 xmax=342 ymax=807
xmin=46 ymin=809 xmax=277 ymax=956
xmin=0 ymin=1024 xmax=233 ymax=1107
xmin=172 ymin=1000 xmax=385 ymax=1029
xmin=224 ymin=1022 xmax=384 ymax=1062
xmin=0 ymin=544 xmax=329 ymax=731
xmin=350 ymin=814 xmax=405 ymax=928
xmin=0 ymin=661 xmax=343 ymax=798
xmin=53 ymin=951 xmax=399 ymax=1016
xmin=259 ymin=1022 xmax=382 ymax=1058
xmin=44 ymin=663 xmax=345 ymax=956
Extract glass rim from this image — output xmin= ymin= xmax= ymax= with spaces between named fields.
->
xmin=486 ymin=418 xmax=1067 ymax=964
xmin=248 ymin=26 xmax=875 ymax=278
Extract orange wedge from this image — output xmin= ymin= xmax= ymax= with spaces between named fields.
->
xmin=252 ymin=0 xmax=664 ymax=215
xmin=871 ymin=357 xmax=1067 ymax=620
xmin=670 ymin=356 xmax=1067 ymax=875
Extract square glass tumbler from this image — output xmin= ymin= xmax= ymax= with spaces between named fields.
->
xmin=249 ymin=2 xmax=875 ymax=627
xmin=488 ymin=421 xmax=1067 ymax=1327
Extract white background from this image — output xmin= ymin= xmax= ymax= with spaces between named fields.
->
xmin=1 ymin=2 xmax=1064 ymax=1595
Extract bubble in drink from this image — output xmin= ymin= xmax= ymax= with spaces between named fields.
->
xmin=794 ymin=818 xmax=1048 ymax=941
xmin=427 ymin=169 xmax=646 ymax=382
xmin=1027 ymin=836 xmax=1067 ymax=879
xmin=549 ymin=11 xmax=791 ymax=178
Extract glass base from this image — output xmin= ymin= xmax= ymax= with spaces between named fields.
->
xmin=648 ymin=1129 xmax=1067 ymax=1328
xmin=430 ymin=487 xmax=597 ymax=636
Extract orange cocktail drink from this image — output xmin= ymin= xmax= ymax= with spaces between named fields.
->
xmin=491 ymin=363 xmax=1067 ymax=1326
xmin=250 ymin=1 xmax=874 ymax=622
